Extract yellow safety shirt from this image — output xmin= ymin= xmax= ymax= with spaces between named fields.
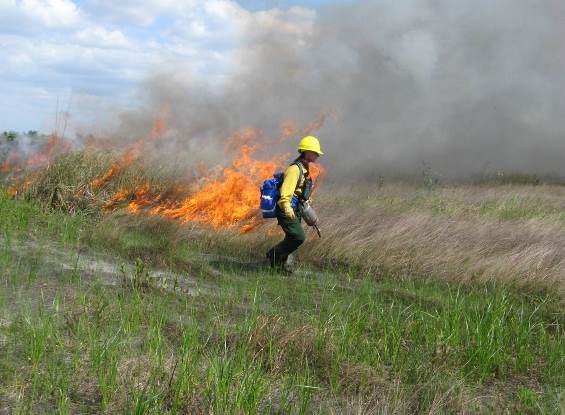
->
xmin=278 ymin=163 xmax=308 ymax=211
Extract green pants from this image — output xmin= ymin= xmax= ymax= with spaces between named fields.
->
xmin=266 ymin=207 xmax=306 ymax=265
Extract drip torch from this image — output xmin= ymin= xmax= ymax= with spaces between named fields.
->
xmin=300 ymin=200 xmax=322 ymax=238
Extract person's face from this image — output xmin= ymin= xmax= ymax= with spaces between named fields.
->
xmin=303 ymin=150 xmax=320 ymax=163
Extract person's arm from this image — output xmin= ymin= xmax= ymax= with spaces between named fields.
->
xmin=278 ymin=165 xmax=300 ymax=219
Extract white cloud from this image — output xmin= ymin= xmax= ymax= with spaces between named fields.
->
xmin=0 ymin=0 xmax=318 ymax=130
xmin=24 ymin=0 xmax=80 ymax=26
xmin=245 ymin=6 xmax=315 ymax=36
xmin=0 ymin=0 xmax=80 ymax=36
xmin=73 ymin=27 xmax=131 ymax=49
xmin=81 ymin=0 xmax=196 ymax=26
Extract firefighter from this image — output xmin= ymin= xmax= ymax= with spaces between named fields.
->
xmin=266 ymin=135 xmax=323 ymax=272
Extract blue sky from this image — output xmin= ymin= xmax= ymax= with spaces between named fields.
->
xmin=238 ymin=0 xmax=335 ymax=10
xmin=0 ymin=0 xmax=336 ymax=133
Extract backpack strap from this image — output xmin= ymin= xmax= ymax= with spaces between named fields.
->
xmin=293 ymin=161 xmax=304 ymax=190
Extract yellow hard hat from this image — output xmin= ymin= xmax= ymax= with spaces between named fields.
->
xmin=297 ymin=135 xmax=324 ymax=155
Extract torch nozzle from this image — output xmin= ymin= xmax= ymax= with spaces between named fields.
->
xmin=314 ymin=224 xmax=322 ymax=238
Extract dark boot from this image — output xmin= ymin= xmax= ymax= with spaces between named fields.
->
xmin=282 ymin=253 xmax=295 ymax=274
xmin=266 ymin=248 xmax=287 ymax=269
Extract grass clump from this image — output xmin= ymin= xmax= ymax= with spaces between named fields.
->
xmin=471 ymin=171 xmax=542 ymax=186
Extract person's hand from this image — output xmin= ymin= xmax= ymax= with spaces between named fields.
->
xmin=283 ymin=206 xmax=296 ymax=220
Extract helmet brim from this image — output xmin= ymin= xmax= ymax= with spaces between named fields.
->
xmin=298 ymin=148 xmax=324 ymax=156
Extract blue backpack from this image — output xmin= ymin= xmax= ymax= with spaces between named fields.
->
xmin=260 ymin=163 xmax=303 ymax=218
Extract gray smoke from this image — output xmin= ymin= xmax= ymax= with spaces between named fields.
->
xmin=116 ymin=0 xmax=565 ymax=180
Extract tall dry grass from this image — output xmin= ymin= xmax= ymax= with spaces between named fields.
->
xmin=7 ymin=151 xmax=565 ymax=296
xmin=312 ymin=196 xmax=565 ymax=291
xmin=249 ymin=183 xmax=565 ymax=296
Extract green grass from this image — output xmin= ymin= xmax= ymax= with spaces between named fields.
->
xmin=1 ymin=188 xmax=564 ymax=413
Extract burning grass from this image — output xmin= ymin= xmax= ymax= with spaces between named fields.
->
xmin=0 ymin=135 xmax=71 ymax=174
xmin=4 ymin=140 xmax=565 ymax=297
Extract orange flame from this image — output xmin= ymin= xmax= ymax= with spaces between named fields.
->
xmin=4 ymin=115 xmax=327 ymax=235
xmin=151 ymin=118 xmax=165 ymax=142
xmin=1 ymin=135 xmax=71 ymax=175
xmin=107 ymin=138 xmax=327 ymax=233
xmin=103 ymin=187 xmax=130 ymax=211
xmin=151 ymin=106 xmax=169 ymax=143
xmin=308 ymin=163 xmax=325 ymax=181
xmin=2 ymin=135 xmax=73 ymax=197
xmin=25 ymin=136 xmax=71 ymax=169
xmin=98 ymin=120 xmax=328 ymax=233
xmin=0 ymin=151 xmax=23 ymax=174
xmin=148 ymin=142 xmax=287 ymax=233
xmin=7 ymin=179 xmax=32 ymax=197
xmin=278 ymin=112 xmax=334 ymax=143
xmin=90 ymin=139 xmax=144 ymax=189
xmin=127 ymin=184 xmax=159 ymax=213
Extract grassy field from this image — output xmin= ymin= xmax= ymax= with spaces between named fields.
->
xmin=15 ymin=151 xmax=565 ymax=295
xmin=1 ymin=152 xmax=565 ymax=413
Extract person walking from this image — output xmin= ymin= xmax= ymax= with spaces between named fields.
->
xmin=266 ymin=135 xmax=323 ymax=272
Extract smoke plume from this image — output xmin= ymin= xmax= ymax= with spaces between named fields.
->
xmin=114 ymin=0 xmax=565 ymax=180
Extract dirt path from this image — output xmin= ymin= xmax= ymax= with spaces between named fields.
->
xmin=1 ymin=236 xmax=214 ymax=296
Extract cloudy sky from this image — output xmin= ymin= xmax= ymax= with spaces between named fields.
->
xmin=3 ymin=0 xmax=565 ymax=176
xmin=0 ymin=0 xmax=335 ymax=132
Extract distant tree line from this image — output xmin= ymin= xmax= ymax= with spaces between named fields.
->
xmin=2 ymin=131 xmax=40 ymax=142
